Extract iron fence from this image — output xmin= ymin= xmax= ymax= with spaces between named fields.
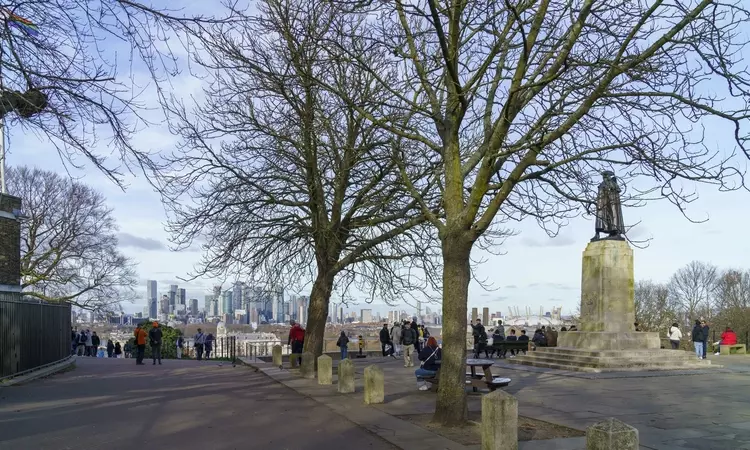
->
xmin=0 ymin=292 xmax=71 ymax=379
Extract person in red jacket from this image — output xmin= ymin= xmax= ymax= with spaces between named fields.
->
xmin=288 ymin=320 xmax=305 ymax=365
xmin=715 ymin=327 xmax=738 ymax=355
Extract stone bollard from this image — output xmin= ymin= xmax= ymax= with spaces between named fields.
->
xmin=481 ymin=390 xmax=518 ymax=450
xmin=337 ymin=358 xmax=355 ymax=393
xmin=363 ymin=365 xmax=384 ymax=404
xmin=300 ymin=352 xmax=315 ymax=379
xmin=586 ymin=418 xmax=638 ymax=450
xmin=318 ymin=355 xmax=333 ymax=385
xmin=290 ymin=353 xmax=299 ymax=369
xmin=272 ymin=345 xmax=282 ymax=366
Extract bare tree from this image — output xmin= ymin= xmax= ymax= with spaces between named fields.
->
xmin=634 ymin=280 xmax=677 ymax=333
xmin=7 ymin=166 xmax=138 ymax=313
xmin=714 ymin=269 xmax=750 ymax=311
xmin=319 ymin=0 xmax=750 ymax=424
xmin=155 ymin=0 xmax=439 ymax=358
xmin=0 ymin=1 xmax=229 ymax=183
xmin=669 ymin=261 xmax=718 ymax=322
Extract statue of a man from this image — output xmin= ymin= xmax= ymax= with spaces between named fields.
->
xmin=592 ymin=171 xmax=625 ymax=241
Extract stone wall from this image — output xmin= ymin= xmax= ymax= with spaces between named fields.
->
xmin=0 ymin=193 xmax=22 ymax=289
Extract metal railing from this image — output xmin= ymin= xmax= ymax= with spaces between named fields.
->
xmin=0 ymin=292 xmax=71 ymax=379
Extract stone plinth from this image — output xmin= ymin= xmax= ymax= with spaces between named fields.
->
xmin=481 ymin=390 xmax=518 ymax=450
xmin=272 ymin=345 xmax=282 ymax=366
xmin=290 ymin=353 xmax=299 ymax=369
xmin=558 ymin=331 xmax=660 ymax=351
xmin=363 ymin=365 xmax=384 ymax=404
xmin=586 ymin=418 xmax=638 ymax=450
xmin=300 ymin=352 xmax=315 ymax=379
xmin=318 ymin=355 xmax=332 ymax=385
xmin=580 ymin=239 xmax=634 ymax=333
xmin=338 ymin=359 xmax=355 ymax=393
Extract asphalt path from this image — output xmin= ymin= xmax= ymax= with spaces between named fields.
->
xmin=0 ymin=357 xmax=396 ymax=450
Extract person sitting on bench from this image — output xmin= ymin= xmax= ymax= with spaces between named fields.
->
xmin=488 ymin=326 xmax=505 ymax=358
xmin=517 ymin=329 xmax=529 ymax=355
xmin=415 ymin=337 xmax=442 ymax=391
xmin=715 ymin=327 xmax=737 ymax=355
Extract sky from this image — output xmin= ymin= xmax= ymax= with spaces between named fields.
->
xmin=4 ymin=2 xmax=750 ymax=318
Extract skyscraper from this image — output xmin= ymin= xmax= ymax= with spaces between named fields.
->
xmin=361 ymin=309 xmax=373 ymax=323
xmin=190 ymin=298 xmax=199 ymax=315
xmin=179 ymin=288 xmax=187 ymax=306
xmin=169 ymin=285 xmax=178 ymax=310
xmin=232 ymin=281 xmax=244 ymax=311
xmin=222 ymin=290 xmax=233 ymax=315
xmin=146 ymin=280 xmax=157 ymax=319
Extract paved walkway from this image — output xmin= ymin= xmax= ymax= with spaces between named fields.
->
xmin=0 ymin=357 xmax=395 ymax=450
xmin=245 ymin=353 xmax=750 ymax=450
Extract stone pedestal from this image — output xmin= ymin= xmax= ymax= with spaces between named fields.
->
xmin=580 ymin=240 xmax=634 ymax=333
xmin=300 ymin=352 xmax=315 ymax=379
xmin=290 ymin=353 xmax=299 ymax=369
xmin=318 ymin=355 xmax=332 ymax=385
xmin=481 ymin=390 xmax=518 ymax=450
xmin=272 ymin=345 xmax=282 ymax=366
xmin=338 ymin=359 xmax=355 ymax=393
xmin=363 ymin=365 xmax=384 ymax=404
xmin=586 ymin=418 xmax=638 ymax=450
xmin=509 ymin=239 xmax=713 ymax=372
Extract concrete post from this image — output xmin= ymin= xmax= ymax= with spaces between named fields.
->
xmin=337 ymin=358 xmax=355 ymax=393
xmin=300 ymin=351 xmax=315 ymax=379
xmin=481 ymin=390 xmax=518 ymax=450
xmin=290 ymin=352 xmax=299 ymax=369
xmin=318 ymin=355 xmax=332 ymax=385
xmin=586 ymin=418 xmax=638 ymax=450
xmin=272 ymin=345 xmax=282 ymax=366
xmin=363 ymin=365 xmax=384 ymax=404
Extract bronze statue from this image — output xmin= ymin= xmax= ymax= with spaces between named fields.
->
xmin=592 ymin=171 xmax=625 ymax=241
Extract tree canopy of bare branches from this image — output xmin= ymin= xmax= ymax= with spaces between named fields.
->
xmin=7 ymin=166 xmax=137 ymax=313
xmin=0 ymin=1 xmax=228 ymax=183
xmin=313 ymin=0 xmax=750 ymax=425
xmin=669 ymin=260 xmax=718 ymax=321
xmin=155 ymin=0 xmax=439 ymax=357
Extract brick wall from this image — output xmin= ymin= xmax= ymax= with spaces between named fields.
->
xmin=0 ymin=193 xmax=22 ymax=288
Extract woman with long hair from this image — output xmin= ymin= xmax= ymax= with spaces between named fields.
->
xmin=415 ymin=337 xmax=441 ymax=391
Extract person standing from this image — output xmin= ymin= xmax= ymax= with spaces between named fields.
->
xmin=176 ymin=335 xmax=184 ymax=359
xmin=288 ymin=320 xmax=305 ymax=366
xmin=205 ymin=333 xmax=214 ymax=359
xmin=123 ymin=341 xmax=132 ymax=358
xmin=379 ymin=324 xmax=395 ymax=358
xmin=193 ymin=328 xmax=206 ymax=361
xmin=106 ymin=339 xmax=115 ymax=358
xmin=91 ymin=332 xmax=101 ymax=357
xmin=76 ymin=330 xmax=87 ymax=356
xmin=691 ymin=319 xmax=703 ymax=360
xmin=401 ymin=321 xmax=416 ymax=368
xmin=134 ymin=324 xmax=147 ymax=365
xmin=471 ymin=319 xmax=487 ymax=358
xmin=410 ymin=321 xmax=421 ymax=353
xmin=85 ymin=329 xmax=94 ymax=357
xmin=390 ymin=322 xmax=402 ymax=356
xmin=149 ymin=322 xmax=163 ymax=365
xmin=668 ymin=323 xmax=683 ymax=350
xmin=114 ymin=342 xmax=122 ymax=358
xmin=336 ymin=331 xmax=349 ymax=360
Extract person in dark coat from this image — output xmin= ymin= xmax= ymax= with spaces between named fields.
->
xmin=106 ymin=339 xmax=115 ymax=358
xmin=691 ymin=319 xmax=704 ymax=360
xmin=148 ymin=322 xmax=163 ymax=365
xmin=114 ymin=342 xmax=122 ymax=358
xmin=415 ymin=337 xmax=442 ymax=391
xmin=410 ymin=321 xmax=421 ymax=352
xmin=336 ymin=331 xmax=350 ymax=360
xmin=379 ymin=324 xmax=395 ymax=358
xmin=700 ymin=320 xmax=710 ymax=359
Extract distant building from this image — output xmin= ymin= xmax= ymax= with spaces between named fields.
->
xmin=190 ymin=298 xmax=199 ymax=315
xmin=169 ymin=285 xmax=178 ymax=310
xmin=178 ymin=288 xmax=187 ymax=306
xmin=361 ymin=309 xmax=373 ymax=323
xmin=146 ymin=280 xmax=157 ymax=318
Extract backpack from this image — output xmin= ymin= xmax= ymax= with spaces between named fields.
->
xmin=478 ymin=330 xmax=488 ymax=345
xmin=79 ymin=333 xmax=87 ymax=344
xmin=402 ymin=328 xmax=415 ymax=345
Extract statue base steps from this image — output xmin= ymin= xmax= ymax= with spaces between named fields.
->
xmin=507 ymin=347 xmax=714 ymax=373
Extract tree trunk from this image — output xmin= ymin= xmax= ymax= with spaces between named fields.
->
xmin=432 ymin=234 xmax=472 ymax=426
xmin=303 ymin=270 xmax=334 ymax=358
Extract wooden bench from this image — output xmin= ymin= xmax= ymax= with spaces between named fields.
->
xmin=720 ymin=344 xmax=746 ymax=355
xmin=490 ymin=341 xmax=531 ymax=357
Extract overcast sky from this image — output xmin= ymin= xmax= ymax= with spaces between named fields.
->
xmin=5 ymin=2 xmax=750 ymax=317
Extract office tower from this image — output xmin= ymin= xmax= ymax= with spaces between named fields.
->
xmin=190 ymin=298 xmax=198 ymax=315
xmin=222 ymin=290 xmax=233 ymax=315
xmin=232 ymin=281 xmax=244 ymax=311
xmin=169 ymin=285 xmax=178 ymax=309
xmin=160 ymin=294 xmax=169 ymax=315
xmin=361 ymin=309 xmax=373 ymax=323
xmin=204 ymin=294 xmax=213 ymax=313
xmin=179 ymin=288 xmax=187 ymax=306
xmin=146 ymin=280 xmax=157 ymax=316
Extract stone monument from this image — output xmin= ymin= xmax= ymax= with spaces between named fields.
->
xmin=509 ymin=172 xmax=711 ymax=372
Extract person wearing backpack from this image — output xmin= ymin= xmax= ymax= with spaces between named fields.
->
xmin=336 ymin=331 xmax=350 ymax=360
xmin=401 ymin=320 xmax=417 ymax=368
xmin=176 ymin=335 xmax=185 ymax=359
xmin=134 ymin=323 xmax=148 ymax=365
xmin=149 ymin=322 xmax=163 ymax=365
